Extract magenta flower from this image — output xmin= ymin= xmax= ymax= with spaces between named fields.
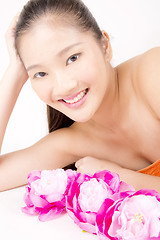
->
xmin=22 ymin=169 xmax=76 ymax=221
xmin=66 ymin=170 xmax=135 ymax=234
xmin=96 ymin=189 xmax=160 ymax=240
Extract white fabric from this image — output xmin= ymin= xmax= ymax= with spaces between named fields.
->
xmin=0 ymin=186 xmax=97 ymax=240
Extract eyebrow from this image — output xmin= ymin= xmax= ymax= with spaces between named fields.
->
xmin=26 ymin=42 xmax=83 ymax=72
xmin=57 ymin=42 xmax=82 ymax=57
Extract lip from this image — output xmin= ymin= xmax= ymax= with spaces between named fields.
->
xmin=59 ymin=88 xmax=89 ymax=109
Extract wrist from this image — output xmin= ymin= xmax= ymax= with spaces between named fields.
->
xmin=118 ymin=167 xmax=133 ymax=182
xmin=6 ymin=62 xmax=28 ymax=85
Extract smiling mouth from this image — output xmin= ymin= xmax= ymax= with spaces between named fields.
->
xmin=62 ymin=88 xmax=88 ymax=104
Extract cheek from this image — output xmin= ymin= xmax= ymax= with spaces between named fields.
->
xmin=78 ymin=62 xmax=99 ymax=86
xmin=83 ymin=54 xmax=106 ymax=86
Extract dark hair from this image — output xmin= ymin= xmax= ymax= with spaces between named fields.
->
xmin=15 ymin=0 xmax=102 ymax=133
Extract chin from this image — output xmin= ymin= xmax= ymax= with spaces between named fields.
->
xmin=70 ymin=111 xmax=95 ymax=123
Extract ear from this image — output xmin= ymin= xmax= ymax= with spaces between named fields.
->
xmin=101 ymin=30 xmax=112 ymax=62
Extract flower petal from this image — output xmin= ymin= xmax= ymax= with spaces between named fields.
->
xmin=38 ymin=207 xmax=66 ymax=221
xmin=21 ymin=206 xmax=39 ymax=216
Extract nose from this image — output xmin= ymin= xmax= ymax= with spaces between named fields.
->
xmin=51 ymin=72 xmax=78 ymax=100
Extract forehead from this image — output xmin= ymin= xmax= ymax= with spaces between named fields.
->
xmin=18 ymin=19 xmax=98 ymax=64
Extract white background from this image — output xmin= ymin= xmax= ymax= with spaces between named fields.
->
xmin=0 ymin=1 xmax=160 ymax=240
xmin=0 ymin=0 xmax=160 ymax=154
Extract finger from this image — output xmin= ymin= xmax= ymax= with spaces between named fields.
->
xmin=6 ymin=13 xmax=20 ymax=37
xmin=11 ymin=12 xmax=20 ymax=25
xmin=75 ymin=160 xmax=80 ymax=169
xmin=76 ymin=167 xmax=80 ymax=173
xmin=76 ymin=165 xmax=84 ymax=174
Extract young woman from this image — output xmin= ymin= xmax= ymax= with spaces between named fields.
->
xmin=0 ymin=0 xmax=160 ymax=192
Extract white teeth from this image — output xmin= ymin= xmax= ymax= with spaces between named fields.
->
xmin=63 ymin=89 xmax=87 ymax=104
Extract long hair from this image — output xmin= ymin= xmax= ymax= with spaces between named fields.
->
xmin=47 ymin=106 xmax=74 ymax=132
xmin=15 ymin=0 xmax=102 ymax=133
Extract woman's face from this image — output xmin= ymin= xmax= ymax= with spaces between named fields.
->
xmin=19 ymin=19 xmax=111 ymax=122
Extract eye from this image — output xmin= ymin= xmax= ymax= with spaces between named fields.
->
xmin=67 ymin=53 xmax=80 ymax=65
xmin=33 ymin=72 xmax=47 ymax=79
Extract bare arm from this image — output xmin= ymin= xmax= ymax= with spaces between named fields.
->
xmin=0 ymin=16 xmax=76 ymax=192
xmin=136 ymin=47 xmax=160 ymax=118
xmin=0 ymin=129 xmax=76 ymax=192
xmin=120 ymin=167 xmax=160 ymax=192
xmin=0 ymin=15 xmax=28 ymax=152
xmin=76 ymin=156 xmax=160 ymax=192
xmin=0 ymin=66 xmax=27 ymax=151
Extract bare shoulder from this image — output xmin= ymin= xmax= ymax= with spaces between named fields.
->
xmin=133 ymin=47 xmax=160 ymax=118
xmin=0 ymin=127 xmax=77 ymax=191
xmin=137 ymin=47 xmax=160 ymax=73
xmin=118 ymin=47 xmax=160 ymax=74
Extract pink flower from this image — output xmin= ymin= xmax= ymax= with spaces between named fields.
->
xmin=96 ymin=189 xmax=160 ymax=240
xmin=22 ymin=169 xmax=76 ymax=221
xmin=66 ymin=170 xmax=134 ymax=234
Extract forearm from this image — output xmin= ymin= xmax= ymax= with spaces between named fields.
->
xmin=0 ymin=65 xmax=26 ymax=152
xmin=119 ymin=167 xmax=160 ymax=193
xmin=76 ymin=156 xmax=160 ymax=193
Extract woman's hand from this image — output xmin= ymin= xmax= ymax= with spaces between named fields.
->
xmin=75 ymin=156 xmax=123 ymax=175
xmin=76 ymin=157 xmax=160 ymax=193
xmin=5 ymin=14 xmax=28 ymax=84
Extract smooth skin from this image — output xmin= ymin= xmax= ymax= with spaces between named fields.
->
xmin=0 ymin=16 xmax=160 ymax=192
